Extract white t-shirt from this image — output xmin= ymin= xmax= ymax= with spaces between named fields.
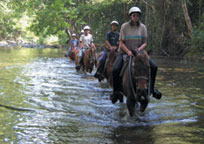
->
xmin=80 ymin=34 xmax=93 ymax=49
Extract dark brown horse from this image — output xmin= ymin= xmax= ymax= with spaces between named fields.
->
xmin=96 ymin=48 xmax=118 ymax=86
xmin=122 ymin=50 xmax=150 ymax=116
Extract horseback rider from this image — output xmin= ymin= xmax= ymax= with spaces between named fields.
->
xmin=81 ymin=29 xmax=84 ymax=35
xmin=94 ymin=20 xmax=120 ymax=79
xmin=67 ymin=33 xmax=79 ymax=56
xmin=110 ymin=6 xmax=162 ymax=103
xmin=76 ymin=25 xmax=96 ymax=70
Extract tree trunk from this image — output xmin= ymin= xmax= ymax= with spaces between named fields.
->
xmin=181 ymin=0 xmax=193 ymax=38
xmin=145 ymin=0 xmax=150 ymax=27
xmin=124 ymin=2 xmax=127 ymax=22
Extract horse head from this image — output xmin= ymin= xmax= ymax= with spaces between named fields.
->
xmin=131 ymin=49 xmax=150 ymax=112
xmin=83 ymin=46 xmax=96 ymax=73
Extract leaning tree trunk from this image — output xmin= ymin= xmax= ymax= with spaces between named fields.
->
xmin=181 ymin=0 xmax=193 ymax=38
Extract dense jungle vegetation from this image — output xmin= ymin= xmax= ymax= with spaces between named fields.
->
xmin=0 ymin=0 xmax=203 ymax=58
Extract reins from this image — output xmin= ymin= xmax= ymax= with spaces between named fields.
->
xmin=128 ymin=56 xmax=138 ymax=101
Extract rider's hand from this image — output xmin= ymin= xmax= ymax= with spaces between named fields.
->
xmin=127 ymin=50 xmax=133 ymax=56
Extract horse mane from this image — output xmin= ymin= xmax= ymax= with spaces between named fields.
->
xmin=108 ymin=49 xmax=117 ymax=62
xmin=137 ymin=50 xmax=149 ymax=66
xmin=132 ymin=50 xmax=150 ymax=78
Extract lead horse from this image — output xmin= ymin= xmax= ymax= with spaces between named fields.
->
xmin=122 ymin=49 xmax=151 ymax=116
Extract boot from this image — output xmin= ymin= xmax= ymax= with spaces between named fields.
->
xmin=110 ymin=91 xmax=123 ymax=104
xmin=153 ymin=89 xmax=162 ymax=99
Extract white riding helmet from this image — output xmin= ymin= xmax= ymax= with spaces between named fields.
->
xmin=72 ymin=33 xmax=76 ymax=37
xmin=111 ymin=21 xmax=119 ymax=26
xmin=129 ymin=6 xmax=141 ymax=16
xmin=84 ymin=25 xmax=91 ymax=30
xmin=81 ymin=29 xmax=84 ymax=33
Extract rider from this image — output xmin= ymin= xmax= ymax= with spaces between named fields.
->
xmin=94 ymin=20 xmax=120 ymax=79
xmin=81 ymin=29 xmax=84 ymax=35
xmin=110 ymin=6 xmax=162 ymax=103
xmin=67 ymin=33 xmax=79 ymax=56
xmin=76 ymin=25 xmax=96 ymax=70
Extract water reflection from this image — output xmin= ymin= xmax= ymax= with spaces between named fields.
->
xmin=0 ymin=48 xmax=204 ymax=143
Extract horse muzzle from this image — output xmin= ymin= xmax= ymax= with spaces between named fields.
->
xmin=136 ymin=88 xmax=148 ymax=101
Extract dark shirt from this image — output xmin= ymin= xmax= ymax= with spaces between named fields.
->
xmin=105 ymin=31 xmax=120 ymax=48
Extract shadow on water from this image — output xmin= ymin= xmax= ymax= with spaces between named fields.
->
xmin=0 ymin=48 xmax=204 ymax=143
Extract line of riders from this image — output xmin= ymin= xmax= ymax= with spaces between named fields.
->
xmin=66 ymin=7 xmax=162 ymax=116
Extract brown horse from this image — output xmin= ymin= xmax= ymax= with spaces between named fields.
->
xmin=83 ymin=46 xmax=96 ymax=73
xmin=74 ymin=49 xmax=80 ymax=66
xmin=75 ymin=47 xmax=96 ymax=73
xmin=69 ymin=47 xmax=76 ymax=61
xmin=122 ymin=50 xmax=150 ymax=116
xmin=104 ymin=49 xmax=118 ymax=87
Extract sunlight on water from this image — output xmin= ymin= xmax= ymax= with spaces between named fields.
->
xmin=0 ymin=48 xmax=204 ymax=143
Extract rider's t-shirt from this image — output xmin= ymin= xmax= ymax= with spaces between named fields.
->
xmin=70 ymin=39 xmax=79 ymax=49
xmin=106 ymin=31 xmax=120 ymax=47
xmin=119 ymin=21 xmax=147 ymax=53
xmin=80 ymin=34 xmax=93 ymax=49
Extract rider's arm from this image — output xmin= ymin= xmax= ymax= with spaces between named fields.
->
xmin=105 ymin=40 xmax=112 ymax=50
xmin=90 ymin=42 xmax=96 ymax=51
xmin=138 ymin=25 xmax=147 ymax=51
xmin=120 ymin=40 xmax=133 ymax=56
xmin=138 ymin=42 xmax=147 ymax=51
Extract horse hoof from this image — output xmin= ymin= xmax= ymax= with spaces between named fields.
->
xmin=110 ymin=94 xmax=118 ymax=104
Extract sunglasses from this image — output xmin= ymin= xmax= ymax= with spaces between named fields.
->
xmin=131 ymin=13 xmax=140 ymax=17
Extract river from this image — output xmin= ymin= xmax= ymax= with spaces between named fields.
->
xmin=0 ymin=47 xmax=204 ymax=144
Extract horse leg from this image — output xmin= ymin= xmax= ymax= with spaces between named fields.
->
xmin=140 ymin=100 xmax=148 ymax=112
xmin=127 ymin=96 xmax=136 ymax=117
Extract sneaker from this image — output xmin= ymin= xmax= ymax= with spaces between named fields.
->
xmin=153 ymin=89 xmax=162 ymax=99
xmin=76 ymin=65 xmax=80 ymax=71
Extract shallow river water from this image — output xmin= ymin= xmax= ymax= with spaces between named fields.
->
xmin=0 ymin=47 xmax=204 ymax=144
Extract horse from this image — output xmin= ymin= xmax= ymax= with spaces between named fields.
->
xmin=75 ymin=46 xmax=96 ymax=73
xmin=95 ymin=48 xmax=118 ymax=86
xmin=69 ymin=47 xmax=76 ymax=61
xmin=74 ymin=49 xmax=80 ymax=66
xmin=121 ymin=49 xmax=151 ymax=116
xmin=83 ymin=46 xmax=96 ymax=73
xmin=103 ymin=49 xmax=118 ymax=87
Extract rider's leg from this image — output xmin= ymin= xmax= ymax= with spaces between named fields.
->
xmin=149 ymin=58 xmax=162 ymax=99
xmin=94 ymin=50 xmax=107 ymax=78
xmin=76 ymin=48 xmax=83 ymax=69
xmin=111 ymin=53 xmax=123 ymax=103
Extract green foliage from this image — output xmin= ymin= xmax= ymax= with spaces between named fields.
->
xmin=0 ymin=0 xmax=203 ymax=58
xmin=191 ymin=14 xmax=204 ymax=55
